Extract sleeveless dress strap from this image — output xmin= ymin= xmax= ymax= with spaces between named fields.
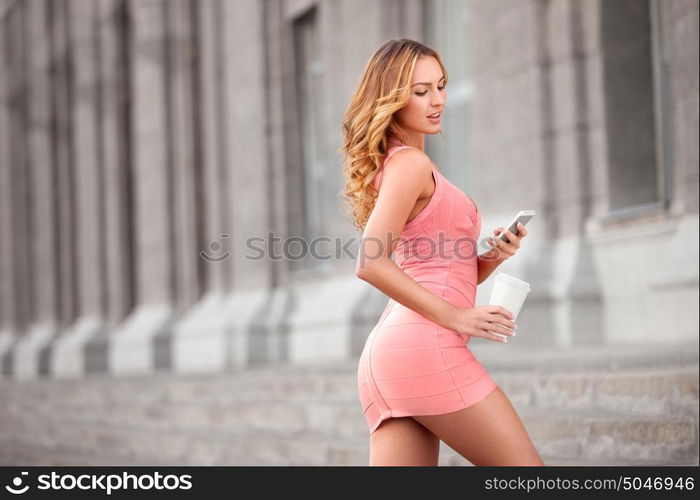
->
xmin=374 ymin=145 xmax=415 ymax=189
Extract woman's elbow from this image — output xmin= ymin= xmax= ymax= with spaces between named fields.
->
xmin=355 ymin=264 xmax=372 ymax=281
xmin=356 ymin=258 xmax=389 ymax=281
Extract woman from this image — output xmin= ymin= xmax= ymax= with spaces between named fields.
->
xmin=339 ymin=38 xmax=544 ymax=466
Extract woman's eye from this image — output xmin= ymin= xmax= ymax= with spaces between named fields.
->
xmin=416 ymin=87 xmax=446 ymax=96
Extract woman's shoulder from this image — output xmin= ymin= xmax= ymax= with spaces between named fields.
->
xmin=376 ymin=146 xmax=433 ymax=190
xmin=384 ymin=144 xmax=430 ymax=165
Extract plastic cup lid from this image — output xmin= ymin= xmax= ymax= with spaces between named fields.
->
xmin=495 ymin=273 xmax=531 ymax=292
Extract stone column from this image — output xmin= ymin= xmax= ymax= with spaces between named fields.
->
xmin=13 ymin=0 xmax=61 ymax=379
xmin=109 ymin=0 xmax=174 ymax=376
xmin=222 ymin=0 xmax=285 ymax=368
xmin=84 ymin=0 xmax=136 ymax=376
xmin=551 ymin=0 xmax=604 ymax=346
xmin=51 ymin=0 xmax=106 ymax=378
xmin=148 ymin=0 xmax=197 ymax=373
xmin=228 ymin=0 xmax=278 ymax=292
xmin=0 ymin=9 xmax=17 ymax=378
xmin=172 ymin=0 xmax=237 ymax=374
xmin=198 ymin=0 xmax=229 ymax=297
xmin=7 ymin=1 xmax=37 ymax=379
xmin=51 ymin=0 xmax=79 ymax=337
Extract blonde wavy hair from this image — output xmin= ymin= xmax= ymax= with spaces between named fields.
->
xmin=338 ymin=38 xmax=448 ymax=232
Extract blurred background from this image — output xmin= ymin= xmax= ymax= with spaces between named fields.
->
xmin=0 ymin=0 xmax=697 ymax=466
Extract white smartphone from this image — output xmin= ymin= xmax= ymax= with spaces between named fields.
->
xmin=497 ymin=210 xmax=536 ymax=243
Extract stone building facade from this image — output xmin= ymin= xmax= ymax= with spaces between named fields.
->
xmin=0 ymin=0 xmax=697 ymax=382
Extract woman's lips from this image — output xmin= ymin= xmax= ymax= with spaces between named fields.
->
xmin=428 ymin=112 xmax=441 ymax=123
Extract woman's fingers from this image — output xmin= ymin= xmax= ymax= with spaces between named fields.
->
xmin=493 ymin=321 xmax=516 ymax=335
xmin=484 ymin=305 xmax=514 ymax=321
xmin=504 ymin=230 xmax=520 ymax=248
xmin=479 ymin=320 xmax=515 ymax=339
xmin=475 ymin=326 xmax=508 ymax=342
xmin=486 ymin=223 xmax=529 ymax=261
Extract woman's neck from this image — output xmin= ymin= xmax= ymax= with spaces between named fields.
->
xmin=388 ymin=134 xmax=424 ymax=151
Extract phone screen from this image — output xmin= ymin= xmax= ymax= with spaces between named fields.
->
xmin=500 ymin=212 xmax=535 ymax=243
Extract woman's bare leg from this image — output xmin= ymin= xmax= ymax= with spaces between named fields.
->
xmin=369 ymin=416 xmax=440 ymax=466
xmin=412 ymin=387 xmax=544 ymax=466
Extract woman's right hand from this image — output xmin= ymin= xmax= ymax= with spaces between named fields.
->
xmin=445 ymin=305 xmax=517 ymax=342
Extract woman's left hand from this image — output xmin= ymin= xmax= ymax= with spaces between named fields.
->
xmin=486 ymin=222 xmax=528 ymax=262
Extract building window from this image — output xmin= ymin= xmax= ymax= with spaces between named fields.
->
xmin=601 ymin=0 xmax=672 ymax=218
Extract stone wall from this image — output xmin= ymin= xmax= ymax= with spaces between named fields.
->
xmin=0 ymin=0 xmax=697 ymax=381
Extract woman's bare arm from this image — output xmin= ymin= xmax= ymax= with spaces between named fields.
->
xmin=357 ymin=257 xmax=456 ymax=327
xmin=477 ymin=253 xmax=505 ymax=285
xmin=355 ymin=148 xmax=456 ymax=328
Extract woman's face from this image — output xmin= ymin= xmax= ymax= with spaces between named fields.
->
xmin=394 ymin=56 xmax=446 ymax=136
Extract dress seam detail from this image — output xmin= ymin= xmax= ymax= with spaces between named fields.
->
xmin=372 ymin=357 xmax=478 ymax=380
xmin=383 ymin=372 xmax=491 ymax=401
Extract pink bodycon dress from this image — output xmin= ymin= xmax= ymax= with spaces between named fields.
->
xmin=357 ymin=142 xmax=500 ymax=435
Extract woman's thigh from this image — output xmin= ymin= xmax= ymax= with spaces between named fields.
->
xmin=412 ymin=387 xmax=545 ymax=466
xmin=369 ymin=416 xmax=440 ymax=466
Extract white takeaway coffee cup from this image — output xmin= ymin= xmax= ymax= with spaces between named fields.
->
xmin=488 ymin=273 xmax=531 ymax=339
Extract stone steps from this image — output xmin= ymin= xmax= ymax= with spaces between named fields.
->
xmin=1 ymin=353 xmax=697 ymax=465
xmin=2 ymin=407 xmax=697 ymax=466
xmin=4 ymin=363 xmax=697 ymax=410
